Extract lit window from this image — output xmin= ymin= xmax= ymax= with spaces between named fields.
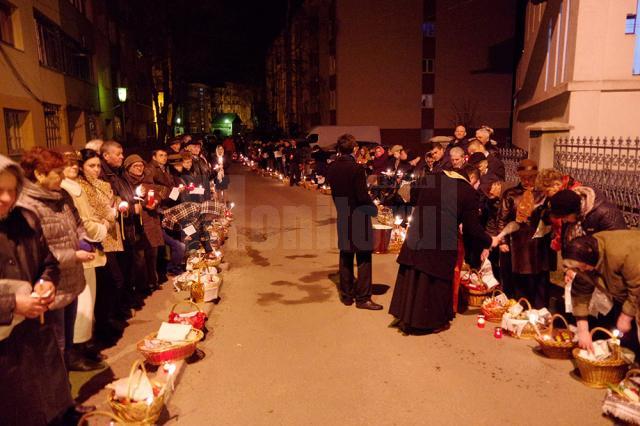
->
xmin=422 ymin=21 xmax=435 ymax=37
xmin=3 ymin=109 xmax=27 ymax=155
xmin=421 ymin=94 xmax=433 ymax=109
xmin=422 ymin=58 xmax=434 ymax=74
xmin=329 ymin=90 xmax=336 ymax=110
xmin=626 ymin=14 xmax=636 ymax=34
xmin=0 ymin=1 xmax=15 ymax=46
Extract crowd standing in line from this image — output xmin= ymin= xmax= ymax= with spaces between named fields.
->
xmin=0 ymin=134 xmax=232 ymax=424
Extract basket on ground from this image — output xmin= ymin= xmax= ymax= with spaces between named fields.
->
xmin=573 ymin=327 xmax=630 ymax=388
xmin=501 ymin=298 xmax=548 ymax=339
xmin=108 ymin=360 xmax=165 ymax=424
xmin=535 ymin=313 xmax=576 ymax=359
xmin=168 ymin=300 xmax=207 ymax=330
xmin=137 ymin=328 xmax=204 ymax=365
xmin=460 ymin=267 xmax=491 ymax=307
xmin=480 ymin=290 xmax=509 ymax=323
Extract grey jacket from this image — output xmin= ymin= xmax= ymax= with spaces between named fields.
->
xmin=17 ymin=181 xmax=86 ymax=309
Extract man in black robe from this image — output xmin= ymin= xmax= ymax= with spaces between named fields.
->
xmin=327 ymin=134 xmax=382 ymax=310
xmin=389 ymin=169 xmax=497 ymax=333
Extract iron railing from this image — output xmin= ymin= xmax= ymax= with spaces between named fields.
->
xmin=554 ymin=137 xmax=640 ymax=228
xmin=498 ymin=146 xmax=529 ymax=184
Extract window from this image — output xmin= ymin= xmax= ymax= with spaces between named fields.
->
xmin=329 ymin=90 xmax=336 ymax=110
xmin=329 ymin=55 xmax=336 ymax=75
xmin=68 ymin=0 xmax=85 ymax=14
xmin=43 ymin=103 xmax=61 ymax=148
xmin=0 ymin=1 xmax=14 ymax=45
xmin=422 ymin=21 xmax=435 ymax=37
xmin=3 ymin=109 xmax=27 ymax=155
xmin=35 ymin=12 xmax=92 ymax=81
xmin=422 ymin=58 xmax=434 ymax=74
xmin=626 ymin=14 xmax=636 ymax=34
xmin=421 ymin=94 xmax=433 ymax=109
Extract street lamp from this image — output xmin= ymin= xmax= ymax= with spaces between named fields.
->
xmin=117 ymin=87 xmax=127 ymax=142
xmin=176 ymin=117 xmax=181 ymax=124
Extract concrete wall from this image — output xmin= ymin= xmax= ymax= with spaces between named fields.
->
xmin=433 ymin=0 xmax=516 ymax=140
xmin=335 ymin=0 xmax=422 ymax=145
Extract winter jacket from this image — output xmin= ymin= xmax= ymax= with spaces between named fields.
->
xmin=17 ymin=182 xmax=87 ymax=310
xmin=148 ymin=159 xmax=174 ymax=202
xmin=77 ymin=176 xmax=123 ymax=253
xmin=61 ymin=178 xmax=108 ymax=269
xmin=122 ymin=170 xmax=164 ymax=248
xmin=561 ymin=186 xmax=627 ymax=252
xmin=0 ymin=154 xmax=72 ymax=426
xmin=571 ymin=230 xmax=640 ymax=319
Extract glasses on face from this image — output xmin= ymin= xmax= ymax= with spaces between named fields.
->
xmin=131 ymin=163 xmax=144 ymax=169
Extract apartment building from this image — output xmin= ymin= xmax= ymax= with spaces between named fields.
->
xmin=266 ymin=0 xmax=517 ymax=149
xmin=0 ymin=0 xmax=154 ymax=158
xmin=512 ymin=0 xmax=640 ymax=147
xmin=212 ymin=82 xmax=256 ymax=131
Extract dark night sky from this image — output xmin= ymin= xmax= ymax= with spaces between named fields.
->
xmin=171 ymin=0 xmax=301 ymax=86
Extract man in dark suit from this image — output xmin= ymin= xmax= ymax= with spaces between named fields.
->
xmin=468 ymin=140 xmax=505 ymax=181
xmin=327 ymin=134 xmax=382 ymax=310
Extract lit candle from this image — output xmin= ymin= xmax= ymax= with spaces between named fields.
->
xmin=494 ymin=327 xmax=503 ymax=339
xmin=528 ymin=312 xmax=542 ymax=337
xmin=147 ymin=189 xmax=155 ymax=208
xmin=394 ymin=216 xmax=403 ymax=226
xmin=477 ymin=314 xmax=486 ymax=328
xmin=117 ymin=201 xmax=129 ymax=240
xmin=613 ymin=329 xmax=623 ymax=345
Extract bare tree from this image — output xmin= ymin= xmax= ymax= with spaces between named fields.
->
xmin=449 ymin=98 xmax=478 ymax=130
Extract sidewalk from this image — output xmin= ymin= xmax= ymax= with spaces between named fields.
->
xmin=71 ymin=282 xmax=219 ymax=423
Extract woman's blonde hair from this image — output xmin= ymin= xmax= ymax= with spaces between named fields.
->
xmin=535 ymin=168 xmax=563 ymax=190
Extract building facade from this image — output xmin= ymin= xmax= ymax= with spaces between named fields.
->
xmin=183 ymin=82 xmax=213 ymax=134
xmin=512 ymin=0 xmax=640 ymax=147
xmin=212 ymin=82 xmax=256 ymax=130
xmin=0 ymin=0 xmax=154 ymax=158
xmin=266 ymin=0 xmax=516 ymax=149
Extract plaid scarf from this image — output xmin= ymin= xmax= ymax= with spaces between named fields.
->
xmin=162 ymin=200 xmax=226 ymax=230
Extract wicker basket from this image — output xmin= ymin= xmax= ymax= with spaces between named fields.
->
xmin=573 ymin=327 xmax=630 ymax=388
xmin=79 ymin=410 xmax=131 ymax=425
xmin=535 ymin=314 xmax=576 ymax=359
xmin=108 ymin=360 xmax=165 ymax=425
xmin=503 ymin=298 xmax=548 ymax=339
xmin=462 ymin=268 xmax=491 ymax=307
xmin=168 ymin=300 xmax=207 ymax=330
xmin=137 ymin=328 xmax=204 ymax=365
xmin=602 ymin=369 xmax=640 ymax=424
xmin=480 ymin=290 xmax=509 ymax=323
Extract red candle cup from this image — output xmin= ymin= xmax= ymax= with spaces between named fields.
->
xmin=477 ymin=315 xmax=486 ymax=329
xmin=147 ymin=189 xmax=155 ymax=208
xmin=494 ymin=327 xmax=503 ymax=339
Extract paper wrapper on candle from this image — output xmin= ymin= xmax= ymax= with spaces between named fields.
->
xmin=516 ymin=189 xmax=535 ymax=223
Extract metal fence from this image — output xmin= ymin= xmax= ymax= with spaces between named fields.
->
xmin=498 ymin=146 xmax=529 ymax=184
xmin=554 ymin=137 xmax=640 ymax=228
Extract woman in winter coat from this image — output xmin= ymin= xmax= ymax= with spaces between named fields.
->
xmin=60 ymin=149 xmax=108 ymax=367
xmin=18 ymin=147 xmax=98 ymax=372
xmin=0 ymin=154 xmax=74 ymax=426
xmin=212 ymin=144 xmax=230 ymax=202
xmin=122 ymin=155 xmax=165 ymax=296
xmin=77 ymin=148 xmax=127 ymax=343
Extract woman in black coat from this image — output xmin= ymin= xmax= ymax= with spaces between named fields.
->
xmin=389 ymin=170 xmax=495 ymax=334
xmin=0 ymin=155 xmax=73 ymax=425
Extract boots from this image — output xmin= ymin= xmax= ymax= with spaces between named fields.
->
xmin=66 ymin=345 xmax=106 ymax=371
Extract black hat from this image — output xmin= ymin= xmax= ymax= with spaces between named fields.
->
xmin=166 ymin=136 xmax=182 ymax=146
xmin=550 ymin=189 xmax=581 ymax=216
xmin=182 ymin=138 xmax=202 ymax=148
xmin=467 ymin=152 xmax=487 ymax=166
xmin=564 ymin=235 xmax=599 ymax=266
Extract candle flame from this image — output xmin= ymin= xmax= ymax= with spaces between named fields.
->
xmin=613 ymin=329 xmax=623 ymax=339
xmin=394 ymin=216 xmax=403 ymax=225
xmin=164 ymin=362 xmax=177 ymax=376
xmin=135 ymin=185 xmax=144 ymax=198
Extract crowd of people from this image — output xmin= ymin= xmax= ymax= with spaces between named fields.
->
xmin=245 ymin=126 xmax=637 ymax=356
xmin=0 ymin=134 xmax=231 ymax=425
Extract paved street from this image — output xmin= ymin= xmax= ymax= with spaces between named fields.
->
xmin=158 ymin=167 xmax=609 ymax=425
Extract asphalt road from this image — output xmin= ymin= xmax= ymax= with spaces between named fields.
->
xmin=162 ymin=167 xmax=611 ymax=426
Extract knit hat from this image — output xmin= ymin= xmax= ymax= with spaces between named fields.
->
xmin=563 ymin=235 xmax=599 ymax=266
xmin=389 ymin=145 xmax=403 ymax=155
xmin=123 ymin=154 xmax=145 ymax=170
xmin=467 ymin=152 xmax=487 ymax=166
xmin=516 ymin=159 xmax=538 ymax=176
xmin=550 ymin=189 xmax=581 ymax=216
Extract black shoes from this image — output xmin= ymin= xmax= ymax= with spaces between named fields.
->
xmin=339 ymin=295 xmax=354 ymax=306
xmin=66 ymin=348 xmax=106 ymax=372
xmin=355 ymin=300 xmax=383 ymax=310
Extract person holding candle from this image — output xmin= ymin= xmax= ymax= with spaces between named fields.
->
xmin=18 ymin=147 xmax=101 ymax=373
xmin=184 ymin=138 xmax=212 ymax=200
xmin=562 ymin=231 xmax=640 ymax=353
xmin=122 ymin=155 xmax=165 ymax=298
xmin=212 ymin=144 xmax=230 ymax=203
xmin=0 ymin=154 xmax=77 ymax=425
xmin=76 ymin=148 xmax=128 ymax=344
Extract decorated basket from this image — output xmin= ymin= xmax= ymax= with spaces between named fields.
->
xmin=319 ymin=186 xmax=332 ymax=195
xmin=168 ymin=300 xmax=207 ymax=330
xmin=573 ymin=327 xmax=630 ymax=388
xmin=535 ymin=314 xmax=576 ymax=359
xmin=602 ymin=369 xmax=640 ymax=424
xmin=460 ymin=267 xmax=491 ymax=307
xmin=108 ymin=360 xmax=165 ymax=424
xmin=502 ymin=298 xmax=548 ymax=339
xmin=480 ymin=290 xmax=509 ymax=323
xmin=137 ymin=328 xmax=204 ymax=365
